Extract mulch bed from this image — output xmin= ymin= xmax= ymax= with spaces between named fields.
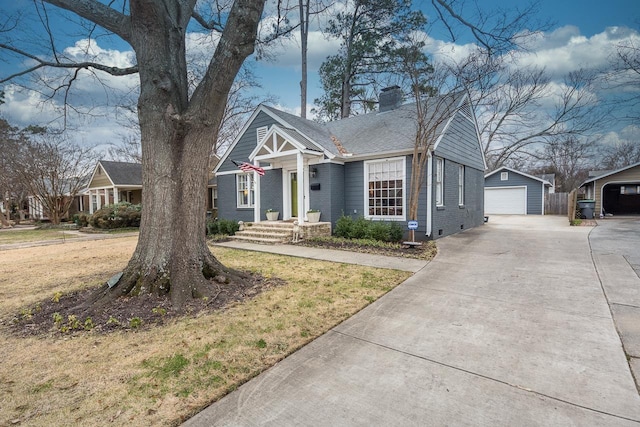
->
xmin=295 ymin=239 xmax=436 ymax=260
xmin=8 ymin=273 xmax=286 ymax=338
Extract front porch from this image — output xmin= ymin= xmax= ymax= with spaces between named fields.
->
xmin=231 ymin=220 xmax=331 ymax=244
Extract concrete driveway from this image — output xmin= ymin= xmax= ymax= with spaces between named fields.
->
xmin=589 ymin=217 xmax=640 ymax=389
xmin=185 ymin=216 xmax=640 ymax=426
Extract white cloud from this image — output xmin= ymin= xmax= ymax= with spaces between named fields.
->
xmin=512 ymin=26 xmax=640 ymax=76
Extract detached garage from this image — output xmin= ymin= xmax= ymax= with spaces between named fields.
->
xmin=580 ymin=161 xmax=640 ymax=216
xmin=485 ymin=167 xmax=553 ymax=215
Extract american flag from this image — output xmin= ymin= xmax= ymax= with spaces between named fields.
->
xmin=232 ymin=160 xmax=265 ymax=176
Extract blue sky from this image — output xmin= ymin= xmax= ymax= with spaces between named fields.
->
xmin=0 ymin=0 xmax=638 ymax=151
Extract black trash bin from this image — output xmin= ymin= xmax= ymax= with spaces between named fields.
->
xmin=577 ymin=199 xmax=596 ymax=219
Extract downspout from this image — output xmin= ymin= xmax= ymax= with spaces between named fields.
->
xmin=426 ymin=152 xmax=433 ymax=238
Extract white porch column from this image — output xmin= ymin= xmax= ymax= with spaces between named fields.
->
xmin=89 ymin=190 xmax=94 ymax=214
xmin=97 ymin=189 xmax=103 ymax=210
xmin=113 ymin=186 xmax=119 ymax=204
xmin=254 ymin=161 xmax=261 ymax=223
xmin=297 ymin=152 xmax=305 ymax=224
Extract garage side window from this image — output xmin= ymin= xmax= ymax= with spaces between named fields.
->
xmin=436 ymin=157 xmax=444 ymax=207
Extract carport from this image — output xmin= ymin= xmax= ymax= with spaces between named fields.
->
xmin=581 ymin=162 xmax=640 ymax=216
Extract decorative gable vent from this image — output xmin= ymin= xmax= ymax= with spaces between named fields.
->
xmin=256 ymin=126 xmax=268 ymax=144
xmin=459 ymin=100 xmax=473 ymax=120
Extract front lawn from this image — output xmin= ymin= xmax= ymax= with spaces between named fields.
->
xmin=0 ymin=228 xmax=82 ymax=245
xmin=0 ymin=235 xmax=410 ymax=426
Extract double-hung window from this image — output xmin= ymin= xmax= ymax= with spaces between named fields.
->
xmin=236 ymin=173 xmax=254 ymax=208
xmin=435 ymin=157 xmax=444 ymax=207
xmin=365 ymin=157 xmax=405 ymax=220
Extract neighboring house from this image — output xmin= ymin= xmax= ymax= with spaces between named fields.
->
xmin=580 ymin=161 xmax=640 ymax=216
xmin=27 ymin=177 xmax=90 ymax=221
xmin=215 ymin=88 xmax=487 ymax=240
xmin=86 ymin=160 xmax=219 ymax=215
xmin=484 ymin=167 xmax=553 ymax=215
xmin=87 ymin=160 xmax=143 ymax=214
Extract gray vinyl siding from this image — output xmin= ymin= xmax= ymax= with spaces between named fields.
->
xmin=485 ymin=170 xmax=544 ymax=215
xmin=217 ymin=174 xmax=253 ymax=222
xmin=260 ymin=169 xmax=283 ymax=219
xmin=344 ymin=162 xmax=364 ymax=218
xmin=218 ymin=111 xmax=278 ymax=173
xmin=431 ymin=159 xmax=485 ymax=239
xmin=341 ymin=156 xmax=425 ymax=238
xmin=308 ymin=163 xmax=344 ymax=226
xmin=434 ymin=113 xmax=485 ymax=170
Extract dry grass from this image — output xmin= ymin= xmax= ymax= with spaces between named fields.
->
xmin=0 ymin=229 xmax=83 ymax=245
xmin=0 ymin=236 xmax=410 ymax=426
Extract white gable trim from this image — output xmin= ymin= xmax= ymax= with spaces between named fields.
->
xmin=249 ymin=125 xmax=324 ymax=161
xmin=88 ymin=161 xmax=116 ymax=188
xmin=215 ymin=105 xmax=336 ymax=174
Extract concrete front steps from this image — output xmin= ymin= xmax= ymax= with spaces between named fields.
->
xmin=230 ymin=220 xmax=332 ymax=244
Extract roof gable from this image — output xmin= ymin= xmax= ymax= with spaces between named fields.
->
xmin=89 ymin=160 xmax=142 ymax=188
xmin=581 ymin=161 xmax=640 ymax=186
xmin=250 ymin=125 xmax=324 ymax=161
xmin=485 ymin=166 xmax=552 ymax=186
xmin=217 ymin=93 xmax=483 ymax=169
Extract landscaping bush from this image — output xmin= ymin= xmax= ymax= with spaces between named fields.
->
xmin=89 ymin=202 xmax=141 ymax=229
xmin=73 ymin=213 xmax=90 ymax=228
xmin=333 ymin=214 xmax=404 ymax=243
xmin=206 ymin=218 xmax=240 ymax=236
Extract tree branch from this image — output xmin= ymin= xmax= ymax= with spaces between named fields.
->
xmin=43 ymin=0 xmax=132 ymax=42
xmin=0 ymin=43 xmax=138 ymax=83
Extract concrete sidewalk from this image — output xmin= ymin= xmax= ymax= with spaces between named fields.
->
xmin=185 ymin=215 xmax=640 ymax=426
xmin=589 ymin=217 xmax=640 ymax=390
xmin=215 ymin=240 xmax=428 ymax=273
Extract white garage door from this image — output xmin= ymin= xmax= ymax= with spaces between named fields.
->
xmin=485 ymin=187 xmax=526 ymax=214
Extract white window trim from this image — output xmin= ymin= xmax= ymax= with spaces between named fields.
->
xmin=435 ymin=157 xmax=444 ymax=207
xmin=363 ymin=156 xmax=406 ymax=221
xmin=458 ymin=165 xmax=465 ymax=206
xmin=500 ymin=171 xmax=508 ymax=181
xmin=236 ymin=173 xmax=255 ymax=208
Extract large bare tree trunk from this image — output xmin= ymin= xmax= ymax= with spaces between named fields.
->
xmin=85 ymin=0 xmax=266 ymax=310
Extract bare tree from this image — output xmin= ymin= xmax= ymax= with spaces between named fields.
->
xmin=530 ymin=136 xmax=595 ymax=192
xmin=12 ymin=132 xmax=98 ymax=224
xmin=473 ymin=67 xmax=607 ymax=170
xmin=0 ymin=118 xmax=31 ymax=227
xmin=599 ymin=140 xmax=640 ymax=170
xmin=1 ymin=0 xmax=271 ymax=310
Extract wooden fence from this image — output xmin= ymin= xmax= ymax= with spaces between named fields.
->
xmin=567 ymin=190 xmax=578 ymax=220
xmin=545 ymin=192 xmax=569 ymax=215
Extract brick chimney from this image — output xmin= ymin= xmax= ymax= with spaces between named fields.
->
xmin=379 ymin=86 xmax=402 ymax=112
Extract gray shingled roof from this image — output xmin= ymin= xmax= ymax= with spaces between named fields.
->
xmin=99 ymin=160 xmax=142 ymax=186
xmin=263 ymin=92 xmax=464 ymax=157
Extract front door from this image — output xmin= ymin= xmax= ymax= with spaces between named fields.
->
xmin=290 ymin=172 xmax=298 ymax=217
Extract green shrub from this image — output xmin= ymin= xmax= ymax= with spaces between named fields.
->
xmin=89 ymin=202 xmax=141 ymax=229
xmin=332 ymin=214 xmax=404 ymax=243
xmin=334 ymin=215 xmax=353 ymax=238
xmin=73 ymin=213 xmax=90 ymax=227
xmin=206 ymin=218 xmax=240 ymax=236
